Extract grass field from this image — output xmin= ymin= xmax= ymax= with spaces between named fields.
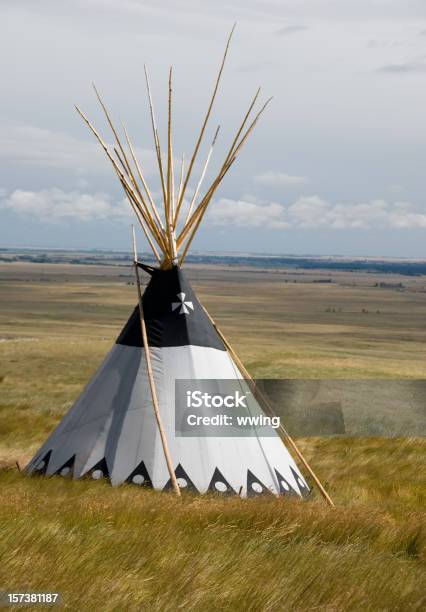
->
xmin=0 ymin=260 xmax=425 ymax=610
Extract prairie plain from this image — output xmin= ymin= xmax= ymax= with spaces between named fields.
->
xmin=0 ymin=259 xmax=425 ymax=611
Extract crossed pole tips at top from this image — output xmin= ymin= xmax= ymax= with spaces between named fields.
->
xmin=76 ymin=27 xmax=336 ymax=508
xmin=75 ymin=24 xmax=272 ymax=269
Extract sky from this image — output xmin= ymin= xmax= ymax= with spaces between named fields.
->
xmin=1 ymin=0 xmax=426 ymax=257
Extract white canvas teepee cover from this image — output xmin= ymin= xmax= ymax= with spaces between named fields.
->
xmin=26 ymin=266 xmax=310 ymax=498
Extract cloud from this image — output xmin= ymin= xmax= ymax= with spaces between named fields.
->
xmin=4 ymin=187 xmax=426 ymax=234
xmin=0 ymin=123 xmax=157 ymax=176
xmin=207 ymin=195 xmax=426 ymax=230
xmin=208 ymin=197 xmax=289 ymax=229
xmin=0 ymin=188 xmax=132 ymax=222
xmin=275 ymin=25 xmax=307 ymax=36
xmin=254 ymin=171 xmax=309 ymax=186
xmin=376 ymin=61 xmax=426 ymax=74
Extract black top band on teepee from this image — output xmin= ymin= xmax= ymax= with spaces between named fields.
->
xmin=117 ymin=266 xmax=225 ymax=350
xmin=136 ymin=262 xmax=155 ymax=275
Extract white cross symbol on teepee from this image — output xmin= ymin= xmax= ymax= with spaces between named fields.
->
xmin=171 ymin=292 xmax=194 ymax=315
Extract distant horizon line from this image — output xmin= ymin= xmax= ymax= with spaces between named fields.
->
xmin=1 ymin=245 xmax=426 ymax=263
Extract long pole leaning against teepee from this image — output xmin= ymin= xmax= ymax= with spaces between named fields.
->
xmin=202 ymin=306 xmax=335 ymax=508
xmin=131 ymin=226 xmax=181 ymax=497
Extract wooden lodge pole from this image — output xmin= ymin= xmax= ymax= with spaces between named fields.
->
xmin=202 ymin=306 xmax=335 ymax=508
xmin=131 ymin=226 xmax=180 ymax=497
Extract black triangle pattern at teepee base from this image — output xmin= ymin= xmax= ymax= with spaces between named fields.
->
xmin=163 ymin=464 xmax=198 ymax=493
xmin=290 ymin=466 xmax=310 ymax=498
xmin=126 ymin=461 xmax=153 ymax=488
xmin=55 ymin=455 xmax=75 ymax=478
xmin=83 ymin=458 xmax=109 ymax=481
xmin=116 ymin=267 xmax=225 ymax=351
xmin=274 ymin=468 xmax=299 ymax=497
xmin=32 ymin=450 xmax=51 ymax=476
xmin=207 ymin=468 xmax=237 ymax=496
xmin=247 ymin=469 xmax=273 ymax=497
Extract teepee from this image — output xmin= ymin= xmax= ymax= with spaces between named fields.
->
xmin=26 ymin=29 xmax=333 ymax=504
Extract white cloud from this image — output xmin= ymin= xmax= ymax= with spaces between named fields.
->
xmin=209 ymin=198 xmax=289 ymax=229
xmin=0 ymin=123 xmax=157 ymax=176
xmin=0 ymin=188 xmax=132 ymax=222
xmin=287 ymin=195 xmax=333 ymax=227
xmin=4 ymin=187 xmax=426 ymax=233
xmin=208 ymin=195 xmax=426 ymax=230
xmin=286 ymin=196 xmax=393 ymax=229
xmin=254 ymin=172 xmax=309 ymax=186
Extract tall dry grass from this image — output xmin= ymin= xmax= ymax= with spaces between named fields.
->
xmin=1 ymin=264 xmax=425 ymax=610
xmin=1 ymin=437 xmax=425 ymax=611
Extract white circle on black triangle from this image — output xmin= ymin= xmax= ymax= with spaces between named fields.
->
xmin=251 ymin=482 xmax=263 ymax=493
xmin=215 ymin=481 xmax=227 ymax=492
xmin=92 ymin=469 xmax=103 ymax=480
xmin=60 ymin=467 xmax=70 ymax=476
xmin=37 ymin=460 xmax=45 ymax=469
xmin=177 ymin=477 xmax=187 ymax=488
xmin=281 ymin=480 xmax=290 ymax=491
xmin=132 ymin=474 xmax=145 ymax=485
